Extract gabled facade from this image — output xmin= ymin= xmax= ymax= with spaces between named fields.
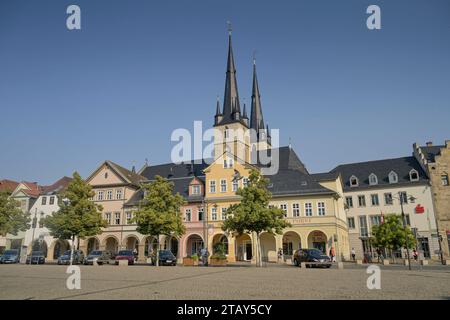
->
xmin=80 ymin=160 xmax=146 ymax=258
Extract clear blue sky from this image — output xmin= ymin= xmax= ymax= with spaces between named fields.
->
xmin=1 ymin=0 xmax=449 ymax=184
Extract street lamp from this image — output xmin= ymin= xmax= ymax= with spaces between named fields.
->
xmin=392 ymin=192 xmax=416 ymax=271
xmin=62 ymin=197 xmax=74 ymax=266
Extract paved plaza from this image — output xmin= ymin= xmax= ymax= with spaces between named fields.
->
xmin=0 ymin=263 xmax=449 ymax=300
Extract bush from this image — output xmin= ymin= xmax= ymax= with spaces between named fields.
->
xmin=210 ymin=253 xmax=227 ymax=260
xmin=190 ymin=253 xmax=199 ymax=261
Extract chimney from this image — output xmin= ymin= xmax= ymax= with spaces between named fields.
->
xmin=426 ymin=141 xmax=433 ymax=147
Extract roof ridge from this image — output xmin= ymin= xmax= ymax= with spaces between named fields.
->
xmin=332 ymin=156 xmax=414 ymax=170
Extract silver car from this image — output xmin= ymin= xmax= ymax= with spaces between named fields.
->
xmin=84 ymin=250 xmax=112 ymax=265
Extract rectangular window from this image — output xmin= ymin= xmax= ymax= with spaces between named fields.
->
xmin=371 ymin=194 xmax=379 ymax=206
xmin=345 ymin=196 xmax=353 ymax=208
xmin=280 ymin=204 xmax=288 ymax=217
xmin=384 ymin=192 xmax=393 ymax=205
xmin=243 ymin=177 xmax=249 ymax=187
xmin=292 ymin=203 xmax=300 ymax=217
xmin=106 ymin=190 xmax=113 ymax=200
xmin=317 ymin=202 xmax=325 ymax=216
xmin=232 ymin=180 xmax=238 ymax=192
xmin=41 ymin=197 xmax=47 ymax=205
xmin=305 ymin=203 xmax=312 ymax=217
xmin=220 ymin=179 xmax=227 ymax=193
xmin=209 ymin=180 xmax=216 ymax=193
xmin=211 ymin=207 xmax=217 ymax=221
xmin=442 ymin=175 xmax=449 ymax=186
xmin=116 ymin=189 xmax=122 ymax=200
xmin=370 ymin=215 xmax=381 ymax=227
xmin=105 ymin=212 xmax=111 ymax=225
xmin=20 ymin=200 xmax=27 ymax=211
xmin=403 ymin=214 xmax=411 ymax=226
xmin=49 ymin=196 xmax=55 ymax=205
xmin=126 ymin=211 xmax=132 ymax=224
xmin=198 ymin=207 xmax=204 ymax=221
xmin=347 ymin=217 xmax=355 ymax=229
xmin=185 ymin=209 xmax=191 ymax=222
xmin=192 ymin=185 xmax=200 ymax=195
xmin=399 ymin=191 xmax=408 ymax=204
xmin=39 ymin=212 xmax=44 ymax=228
xmin=359 ymin=216 xmax=368 ymax=237
xmin=114 ymin=212 xmax=121 ymax=225
xmin=221 ymin=208 xmax=227 ymax=220
xmin=358 ymin=195 xmax=366 ymax=207
xmin=98 ymin=191 xmax=104 ymax=201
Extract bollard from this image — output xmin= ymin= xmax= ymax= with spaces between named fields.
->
xmin=118 ymin=260 xmax=128 ymax=266
xmin=356 ymin=259 xmax=363 ymax=265
xmin=403 ymin=259 xmax=409 ymax=266
xmin=337 ymin=262 xmax=344 ymax=269
xmin=420 ymin=260 xmax=428 ymax=266
xmin=382 ymin=260 xmax=390 ymax=266
xmin=300 ymin=262 xmax=307 ymax=268
xmin=444 ymin=260 xmax=450 ymax=266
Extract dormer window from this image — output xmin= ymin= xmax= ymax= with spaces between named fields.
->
xmin=349 ymin=175 xmax=359 ymax=187
xmin=388 ymin=171 xmax=398 ymax=184
xmin=369 ymin=173 xmax=378 ymax=186
xmin=409 ymin=169 xmax=419 ymax=182
xmin=191 ymin=185 xmax=200 ymax=195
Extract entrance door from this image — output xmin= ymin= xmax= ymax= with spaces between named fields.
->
xmin=244 ymin=242 xmax=252 ymax=261
xmin=419 ymin=237 xmax=430 ymax=258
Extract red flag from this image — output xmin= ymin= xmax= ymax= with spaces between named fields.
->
xmin=380 ymin=211 xmax=384 ymax=224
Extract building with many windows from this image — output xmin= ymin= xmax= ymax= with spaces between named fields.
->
xmin=413 ymin=140 xmax=450 ymax=258
xmin=330 ymin=157 xmax=440 ymax=260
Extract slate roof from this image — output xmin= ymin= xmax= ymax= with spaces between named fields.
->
xmin=330 ymin=156 xmax=428 ymax=191
xmin=418 ymin=145 xmax=444 ymax=162
xmin=41 ymin=176 xmax=72 ymax=195
xmin=105 ymin=160 xmax=145 ymax=186
xmin=126 ymin=145 xmax=334 ymax=206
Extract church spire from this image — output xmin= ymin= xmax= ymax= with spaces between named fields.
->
xmin=216 ymin=22 xmax=244 ymax=126
xmin=250 ymin=57 xmax=265 ymax=138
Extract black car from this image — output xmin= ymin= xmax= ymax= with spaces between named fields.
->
xmin=84 ymin=250 xmax=112 ymax=265
xmin=26 ymin=251 xmax=46 ymax=264
xmin=57 ymin=250 xmax=85 ymax=265
xmin=293 ymin=249 xmax=332 ymax=268
xmin=151 ymin=250 xmax=177 ymax=266
xmin=0 ymin=249 xmax=20 ymax=264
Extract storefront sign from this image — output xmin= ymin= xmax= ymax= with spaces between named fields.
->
xmin=289 ymin=218 xmax=312 ymax=224
xmin=415 ymin=204 xmax=425 ymax=214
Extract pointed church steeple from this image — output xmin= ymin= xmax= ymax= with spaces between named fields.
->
xmin=215 ymin=23 xmax=246 ymax=127
xmin=214 ymin=95 xmax=223 ymax=125
xmin=250 ymin=58 xmax=265 ymax=139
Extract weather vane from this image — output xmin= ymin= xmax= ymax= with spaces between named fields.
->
xmin=227 ymin=21 xmax=232 ymax=35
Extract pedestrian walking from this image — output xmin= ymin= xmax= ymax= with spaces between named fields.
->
xmin=412 ymin=249 xmax=418 ymax=261
xmin=329 ymin=247 xmax=336 ymax=262
xmin=351 ymin=247 xmax=356 ymax=261
xmin=277 ymin=248 xmax=283 ymax=263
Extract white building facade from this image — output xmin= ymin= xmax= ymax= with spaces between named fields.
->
xmin=331 ymin=157 xmax=440 ymax=260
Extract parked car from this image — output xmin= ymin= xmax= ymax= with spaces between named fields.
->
xmin=57 ymin=250 xmax=85 ymax=265
xmin=115 ymin=250 xmax=135 ymax=265
xmin=0 ymin=249 xmax=20 ymax=264
xmin=151 ymin=250 xmax=177 ymax=266
xmin=293 ymin=249 xmax=332 ymax=268
xmin=84 ymin=250 xmax=112 ymax=265
xmin=26 ymin=251 xmax=46 ymax=264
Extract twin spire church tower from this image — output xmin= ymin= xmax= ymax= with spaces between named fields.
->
xmin=213 ymin=28 xmax=272 ymax=164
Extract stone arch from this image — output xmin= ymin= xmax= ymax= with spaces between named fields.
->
xmin=142 ymin=236 xmax=158 ymax=257
xmin=282 ymin=231 xmax=302 ymax=257
xmin=103 ymin=236 xmax=119 ymax=254
xmin=86 ymin=237 xmax=100 ymax=255
xmin=49 ymin=239 xmax=70 ymax=260
xmin=184 ymin=233 xmax=204 ymax=257
xmin=212 ymin=233 xmax=229 ymax=255
xmin=307 ymin=230 xmax=328 ymax=254
xmin=163 ymin=235 xmax=180 ymax=257
xmin=123 ymin=235 xmax=140 ymax=252
xmin=260 ymin=232 xmax=277 ymax=262
xmin=235 ymin=233 xmax=253 ymax=261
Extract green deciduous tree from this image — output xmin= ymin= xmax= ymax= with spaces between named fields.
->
xmin=371 ymin=214 xmax=416 ymax=262
xmin=222 ymin=169 xmax=291 ymax=267
xmin=43 ymin=172 xmax=105 ymax=263
xmin=0 ymin=191 xmax=30 ymax=236
xmin=133 ymin=175 xmax=186 ymax=266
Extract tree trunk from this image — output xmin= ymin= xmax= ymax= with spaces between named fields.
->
xmin=256 ymin=233 xmax=262 ymax=267
xmin=70 ymin=234 xmax=75 ymax=266
xmin=156 ymin=234 xmax=160 ymax=267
